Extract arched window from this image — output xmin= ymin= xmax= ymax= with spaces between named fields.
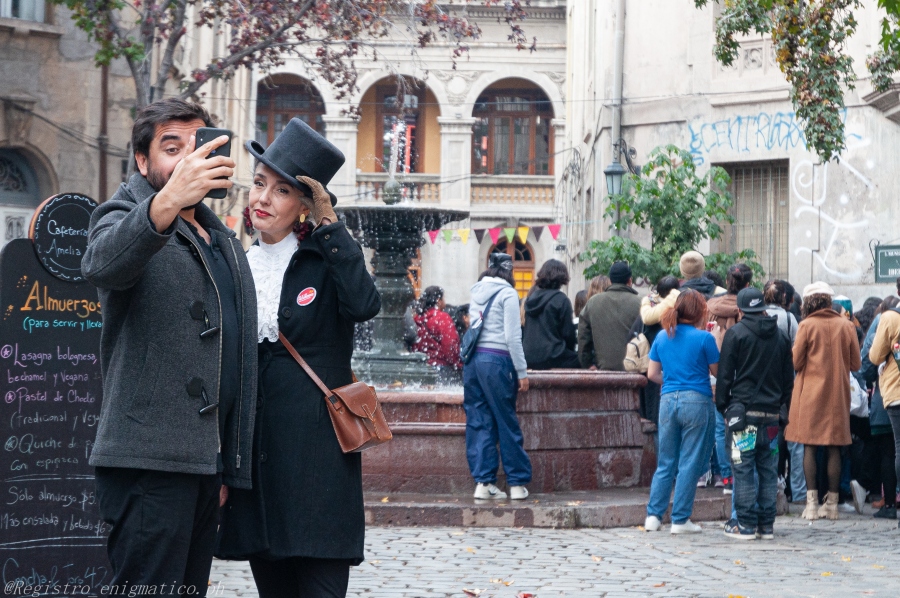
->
xmin=487 ymin=238 xmax=535 ymax=298
xmin=255 ymin=78 xmax=325 ymax=146
xmin=472 ymin=84 xmax=553 ymax=176
xmin=0 ymin=149 xmax=41 ymax=248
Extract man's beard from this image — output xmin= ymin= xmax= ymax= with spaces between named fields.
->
xmin=146 ymin=162 xmax=203 ymax=209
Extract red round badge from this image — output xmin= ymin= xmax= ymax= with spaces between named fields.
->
xmin=297 ymin=287 xmax=317 ymax=306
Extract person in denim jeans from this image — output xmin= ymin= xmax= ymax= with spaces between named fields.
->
xmin=716 ymin=288 xmax=794 ymax=540
xmin=645 ymin=289 xmax=719 ymax=534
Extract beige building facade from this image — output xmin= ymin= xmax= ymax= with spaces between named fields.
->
xmin=565 ymin=0 xmax=900 ymax=307
xmin=0 ymin=3 xmax=133 ymax=248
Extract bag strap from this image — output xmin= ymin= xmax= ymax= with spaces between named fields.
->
xmin=474 ymin=290 xmax=501 ymax=328
xmin=279 ymin=331 xmax=333 ymax=397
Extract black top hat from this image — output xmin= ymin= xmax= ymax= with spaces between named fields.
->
xmin=245 ymin=117 xmax=345 ymax=206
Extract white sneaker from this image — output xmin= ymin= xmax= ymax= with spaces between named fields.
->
xmin=838 ymin=502 xmax=856 ymax=514
xmin=644 ymin=515 xmax=662 ymax=531
xmin=473 ymin=483 xmax=507 ymax=500
xmin=671 ymin=520 xmax=702 ymax=534
xmin=509 ymin=486 xmax=529 ymax=500
xmin=850 ymin=480 xmax=867 ymax=514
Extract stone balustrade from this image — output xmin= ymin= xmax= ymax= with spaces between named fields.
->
xmin=355 ymin=172 xmax=441 ymax=203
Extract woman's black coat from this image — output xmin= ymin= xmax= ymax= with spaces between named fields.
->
xmin=217 ymin=222 xmax=381 ymax=564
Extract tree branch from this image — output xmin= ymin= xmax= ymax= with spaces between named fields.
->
xmin=152 ymin=0 xmax=188 ymax=102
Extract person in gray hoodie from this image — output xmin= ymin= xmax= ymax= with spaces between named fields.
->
xmin=464 ymin=252 xmax=531 ymax=501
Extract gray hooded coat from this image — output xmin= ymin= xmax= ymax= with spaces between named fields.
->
xmin=81 ymin=174 xmax=257 ymax=489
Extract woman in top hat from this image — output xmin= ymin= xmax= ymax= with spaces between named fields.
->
xmin=216 ymin=118 xmax=381 ymax=598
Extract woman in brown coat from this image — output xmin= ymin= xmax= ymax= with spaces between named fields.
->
xmin=785 ymin=282 xmax=861 ymax=520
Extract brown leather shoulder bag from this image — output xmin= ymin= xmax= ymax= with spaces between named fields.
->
xmin=279 ymin=332 xmax=392 ymax=453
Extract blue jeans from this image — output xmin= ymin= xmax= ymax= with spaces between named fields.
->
xmin=787 ymin=441 xmax=807 ymax=500
xmin=463 ymin=351 xmax=532 ymax=486
xmin=715 ymin=410 xmax=732 ymax=479
xmin=647 ymin=390 xmax=715 ymax=524
xmin=729 ymin=423 xmax=779 ymax=529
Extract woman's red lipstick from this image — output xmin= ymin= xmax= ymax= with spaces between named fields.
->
xmin=254 ymin=209 xmax=272 ymax=217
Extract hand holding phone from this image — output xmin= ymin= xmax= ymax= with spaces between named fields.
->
xmin=195 ymin=127 xmax=234 ymax=200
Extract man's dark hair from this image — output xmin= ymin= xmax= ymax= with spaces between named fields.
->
xmin=132 ymin=98 xmax=214 ymax=159
xmin=535 ymin=259 xmax=570 ymax=290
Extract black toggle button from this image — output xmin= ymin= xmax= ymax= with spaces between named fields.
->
xmin=189 ymin=300 xmax=220 ymax=339
xmin=281 ymin=307 xmax=292 ymax=318
xmin=259 ymin=452 xmax=267 ymax=463
xmin=186 ymin=377 xmax=218 ymax=415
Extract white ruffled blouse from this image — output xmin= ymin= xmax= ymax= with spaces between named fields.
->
xmin=246 ymin=234 xmax=298 ymax=343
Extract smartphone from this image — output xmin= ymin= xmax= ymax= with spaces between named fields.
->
xmin=195 ymin=127 xmax=233 ymax=200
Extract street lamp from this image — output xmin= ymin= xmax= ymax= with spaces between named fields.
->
xmin=603 ymin=138 xmax=640 ymax=196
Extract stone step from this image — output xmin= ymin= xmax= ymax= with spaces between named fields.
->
xmin=363 ymin=488 xmax=790 ymax=529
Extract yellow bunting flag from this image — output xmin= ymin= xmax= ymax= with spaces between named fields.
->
xmin=458 ymin=229 xmax=470 ymax=244
xmin=517 ymin=226 xmax=529 ymax=243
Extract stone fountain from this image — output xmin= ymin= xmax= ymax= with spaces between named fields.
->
xmin=337 ymin=178 xmax=468 ymax=387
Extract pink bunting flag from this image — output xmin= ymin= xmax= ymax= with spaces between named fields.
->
xmin=442 ymin=229 xmax=453 ymax=243
xmin=532 ymin=226 xmax=545 ymax=241
xmin=488 ymin=228 xmax=501 ymax=245
xmin=548 ymin=224 xmax=562 ymax=240
xmin=474 ymin=229 xmax=486 ymax=244
xmin=428 ymin=230 xmax=440 ymax=244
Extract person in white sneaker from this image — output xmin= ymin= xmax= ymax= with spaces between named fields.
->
xmin=644 ymin=290 xmax=719 ymax=534
xmin=464 ymin=253 xmax=531 ymax=501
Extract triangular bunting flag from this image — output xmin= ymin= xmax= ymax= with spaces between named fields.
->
xmin=442 ymin=229 xmax=453 ymax=243
xmin=225 ymin=215 xmax=238 ymax=230
xmin=428 ymin=230 xmax=440 ymax=244
xmin=503 ymin=228 xmax=516 ymax=243
xmin=548 ymin=224 xmax=562 ymax=240
xmin=488 ymin=228 xmax=501 ymax=245
xmin=517 ymin=226 xmax=529 ymax=244
xmin=533 ymin=226 xmax=545 ymax=241
xmin=458 ymin=229 xmax=470 ymax=244
xmin=474 ymin=229 xmax=486 ymax=244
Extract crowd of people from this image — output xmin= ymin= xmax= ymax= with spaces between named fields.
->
xmin=430 ymin=246 xmax=900 ymax=541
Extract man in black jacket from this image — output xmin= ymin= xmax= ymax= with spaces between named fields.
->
xmin=716 ymin=287 xmax=794 ymax=540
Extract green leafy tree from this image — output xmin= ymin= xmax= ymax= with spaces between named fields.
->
xmin=578 ymin=145 xmax=765 ymax=284
xmin=695 ymin=0 xmax=900 ymax=162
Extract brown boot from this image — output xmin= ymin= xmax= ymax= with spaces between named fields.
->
xmin=801 ymin=490 xmax=820 ymax=520
xmin=818 ymin=491 xmax=839 ymax=520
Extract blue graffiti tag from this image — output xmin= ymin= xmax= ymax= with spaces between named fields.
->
xmin=689 ymin=112 xmax=807 ymax=165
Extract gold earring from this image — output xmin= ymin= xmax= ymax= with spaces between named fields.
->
xmin=299 ymin=213 xmax=307 ymax=223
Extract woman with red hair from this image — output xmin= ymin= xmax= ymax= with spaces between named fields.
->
xmin=644 ymin=289 xmax=719 ymax=534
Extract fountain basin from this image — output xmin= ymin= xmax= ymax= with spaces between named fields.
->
xmin=363 ymin=370 xmax=656 ymax=494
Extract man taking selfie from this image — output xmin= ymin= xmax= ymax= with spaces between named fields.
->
xmin=82 ymin=98 xmax=257 ymax=596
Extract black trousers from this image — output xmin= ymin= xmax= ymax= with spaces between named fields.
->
xmin=249 ymin=556 xmax=351 ymax=598
xmin=95 ymin=467 xmax=221 ymax=597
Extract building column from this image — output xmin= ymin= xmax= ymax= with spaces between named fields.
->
xmin=438 ymin=117 xmax=477 ymax=208
xmin=323 ymin=115 xmax=359 ymax=203
xmin=551 ymin=118 xmax=567 ymax=193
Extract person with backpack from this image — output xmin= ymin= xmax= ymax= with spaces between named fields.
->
xmin=523 ymin=259 xmax=579 ymax=370
xmin=716 ymin=288 xmax=794 ymax=540
xmin=463 ymin=252 xmax=531 ymax=501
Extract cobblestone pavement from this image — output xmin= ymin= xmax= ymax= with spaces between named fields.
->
xmin=211 ymin=513 xmax=900 ymax=597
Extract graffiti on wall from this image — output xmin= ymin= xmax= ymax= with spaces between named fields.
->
xmin=689 ymin=112 xmax=806 ymax=165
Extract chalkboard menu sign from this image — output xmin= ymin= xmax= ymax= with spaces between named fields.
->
xmin=29 ymin=193 xmax=94 ymax=283
xmin=0 ymin=195 xmax=110 ymax=595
